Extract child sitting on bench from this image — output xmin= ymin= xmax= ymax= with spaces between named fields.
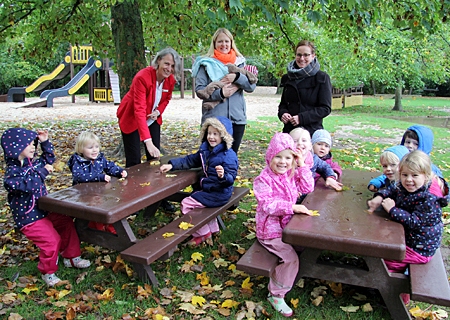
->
xmin=160 ymin=116 xmax=238 ymax=247
xmin=253 ymin=132 xmax=314 ymax=317
xmin=68 ymin=131 xmax=127 ymax=234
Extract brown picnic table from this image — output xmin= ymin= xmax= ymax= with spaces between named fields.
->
xmin=282 ymin=170 xmax=411 ymax=319
xmin=38 ymin=161 xmax=199 ymax=283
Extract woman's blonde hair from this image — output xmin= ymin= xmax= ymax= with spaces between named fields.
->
xmin=75 ymin=131 xmax=101 ymax=154
xmin=206 ymin=28 xmax=243 ymax=57
xmin=398 ymin=150 xmax=432 ymax=185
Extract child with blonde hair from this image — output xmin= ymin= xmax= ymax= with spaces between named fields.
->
xmin=68 ymin=131 xmax=127 ymax=233
xmin=254 ymin=132 xmax=314 ymax=317
xmin=289 ymin=128 xmax=342 ymax=201
xmin=2 ymin=128 xmax=91 ymax=287
xmin=368 ymin=150 xmax=447 ymax=271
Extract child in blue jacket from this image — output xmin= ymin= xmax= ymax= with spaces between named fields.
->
xmin=1 ymin=128 xmax=90 ymax=287
xmin=68 ymin=131 xmax=127 ymax=233
xmin=160 ymin=116 xmax=239 ymax=246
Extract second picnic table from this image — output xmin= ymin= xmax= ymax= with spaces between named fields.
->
xmin=282 ymin=170 xmax=410 ymax=319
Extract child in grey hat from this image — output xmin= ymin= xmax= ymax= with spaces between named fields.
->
xmin=311 ymin=129 xmax=342 ymax=182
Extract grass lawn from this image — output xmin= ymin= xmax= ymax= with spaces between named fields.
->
xmin=0 ymin=96 xmax=449 ymax=319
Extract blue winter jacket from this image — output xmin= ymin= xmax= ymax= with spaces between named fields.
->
xmin=1 ymin=128 xmax=55 ymax=229
xmin=168 ymin=117 xmax=239 ymax=207
xmin=67 ymin=152 xmax=125 ymax=185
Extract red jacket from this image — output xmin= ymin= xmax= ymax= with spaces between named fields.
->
xmin=117 ymin=66 xmax=175 ymax=141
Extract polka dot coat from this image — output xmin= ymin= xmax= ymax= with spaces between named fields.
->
xmin=376 ymin=183 xmax=447 ymax=257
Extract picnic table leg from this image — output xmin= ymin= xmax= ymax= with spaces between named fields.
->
xmin=297 ymin=249 xmax=411 ymax=319
xmin=130 ymin=263 xmax=159 ymax=287
xmin=75 ymin=218 xmax=137 ymax=252
xmin=143 ymin=201 xmax=161 ymax=220
xmin=365 ymin=257 xmax=412 ymax=320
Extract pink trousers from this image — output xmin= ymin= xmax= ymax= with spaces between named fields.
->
xmin=21 ymin=212 xmax=81 ymax=274
xmin=384 ymin=246 xmax=432 ymax=273
xmin=259 ymin=237 xmax=299 ymax=298
xmin=181 ymin=196 xmax=219 ymax=237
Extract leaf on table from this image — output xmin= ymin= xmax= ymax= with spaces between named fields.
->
xmin=149 ymin=160 xmax=160 ymax=166
xmin=191 ymin=252 xmax=204 ymax=262
xmin=310 ymin=210 xmax=320 ymax=216
xmin=165 ymin=174 xmax=177 ymax=178
xmin=179 ymin=221 xmax=194 ymax=230
xmin=340 ymin=305 xmax=359 ymax=312
xmin=162 ymin=232 xmax=175 ymax=238
xmin=140 ymin=181 xmax=151 ymax=186
xmin=337 ymin=185 xmax=350 ymax=192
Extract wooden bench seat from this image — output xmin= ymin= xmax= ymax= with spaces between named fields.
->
xmin=410 ymin=248 xmax=450 ymax=306
xmin=236 ymin=240 xmax=279 ymax=277
xmin=121 ymin=187 xmax=249 ymax=266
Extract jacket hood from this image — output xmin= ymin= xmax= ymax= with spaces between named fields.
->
xmin=385 ymin=145 xmax=409 ymax=161
xmin=1 ymin=128 xmax=37 ymax=160
xmin=201 ymin=116 xmax=234 ymax=150
xmin=265 ymin=133 xmax=296 ymax=166
xmin=401 ymin=125 xmax=434 ymax=154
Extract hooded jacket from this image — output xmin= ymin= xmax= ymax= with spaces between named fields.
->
xmin=254 ymin=133 xmax=314 ymax=240
xmin=368 ymin=145 xmax=410 ymax=190
xmin=400 ymin=125 xmax=443 ymax=178
xmin=1 ymin=128 xmax=55 ymax=229
xmin=168 ymin=116 xmax=238 ymax=207
xmin=375 ymin=182 xmax=447 ymax=257
xmin=67 ymin=152 xmax=125 ymax=185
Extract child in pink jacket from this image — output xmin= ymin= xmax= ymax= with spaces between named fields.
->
xmin=254 ymin=132 xmax=314 ymax=317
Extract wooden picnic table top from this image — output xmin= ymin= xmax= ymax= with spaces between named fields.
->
xmin=39 ymin=161 xmax=199 ymax=224
xmin=283 ymin=170 xmax=406 ymax=261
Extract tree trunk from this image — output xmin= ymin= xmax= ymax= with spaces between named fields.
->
xmin=371 ymin=80 xmax=377 ymax=95
xmin=392 ymin=83 xmax=403 ymax=111
xmin=276 ymin=77 xmax=283 ymax=94
xmin=111 ymin=1 xmax=146 ymax=98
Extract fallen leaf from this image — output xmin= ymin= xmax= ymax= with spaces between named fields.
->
xmin=162 ymin=232 xmax=175 ymax=238
xmin=179 ymin=221 xmax=194 ymax=230
xmin=165 ymin=174 xmax=177 ymax=178
xmin=221 ymin=299 xmax=239 ymax=308
xmin=191 ymin=295 xmax=206 ymax=307
xmin=179 ymin=302 xmax=205 ymax=314
xmin=311 ymin=296 xmax=323 ymax=306
xmin=352 ymin=292 xmax=367 ymax=301
xmin=191 ymin=252 xmax=204 ymax=262
xmin=362 ymin=303 xmax=373 ymax=312
xmin=241 ymin=277 xmax=253 ymax=290
xmin=340 ymin=305 xmax=359 ymax=312
xmin=291 ymin=298 xmax=299 ymax=309
xmin=149 ymin=160 xmax=160 ymax=166
xmin=213 ymin=258 xmax=229 ymax=268
xmin=140 ymin=182 xmax=151 ymax=186
xmin=310 ymin=210 xmax=320 ymax=216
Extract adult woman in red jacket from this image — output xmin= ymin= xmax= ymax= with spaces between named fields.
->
xmin=117 ymin=47 xmax=182 ymax=168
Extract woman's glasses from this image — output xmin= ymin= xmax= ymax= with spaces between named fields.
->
xmin=296 ymin=53 xmax=311 ymax=58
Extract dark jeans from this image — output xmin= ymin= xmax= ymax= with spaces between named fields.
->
xmin=121 ymin=122 xmax=161 ymax=168
xmin=232 ymin=124 xmax=246 ymax=154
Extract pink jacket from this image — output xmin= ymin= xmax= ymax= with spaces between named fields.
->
xmin=254 ymin=133 xmax=314 ymax=240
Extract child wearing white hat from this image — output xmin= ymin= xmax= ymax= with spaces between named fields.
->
xmin=311 ymin=129 xmax=342 ymax=182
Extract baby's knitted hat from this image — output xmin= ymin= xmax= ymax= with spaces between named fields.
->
xmin=311 ymin=129 xmax=332 ymax=148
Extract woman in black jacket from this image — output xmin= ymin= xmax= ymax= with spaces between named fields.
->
xmin=278 ymin=40 xmax=332 ymax=137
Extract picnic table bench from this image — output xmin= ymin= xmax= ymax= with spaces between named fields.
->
xmin=236 ymin=170 xmax=450 ymax=319
xmin=39 ymin=160 xmax=249 ymax=285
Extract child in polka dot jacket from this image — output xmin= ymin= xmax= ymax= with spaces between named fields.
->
xmin=1 ymin=128 xmax=91 ymax=287
xmin=68 ymin=131 xmax=127 ymax=234
xmin=368 ymin=150 xmax=447 ymax=273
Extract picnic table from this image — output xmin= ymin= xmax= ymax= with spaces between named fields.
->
xmin=282 ymin=170 xmax=450 ymax=319
xmin=38 ymin=161 xmax=198 ymax=282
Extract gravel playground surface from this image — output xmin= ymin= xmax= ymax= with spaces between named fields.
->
xmin=0 ymin=87 xmax=280 ymax=124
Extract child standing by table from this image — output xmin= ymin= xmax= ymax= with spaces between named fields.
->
xmin=68 ymin=132 xmax=127 ymax=234
xmin=1 ymin=128 xmax=91 ymax=287
xmin=254 ymin=132 xmax=314 ymax=317
xmin=311 ymin=129 xmax=342 ymax=181
xmin=368 ymin=150 xmax=447 ymax=273
xmin=160 ymin=116 xmax=238 ymax=247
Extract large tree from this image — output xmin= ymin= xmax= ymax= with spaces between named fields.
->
xmin=1 ymin=0 xmax=449 ymax=98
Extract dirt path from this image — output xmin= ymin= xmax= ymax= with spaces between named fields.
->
xmin=0 ymin=87 xmax=280 ymax=123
